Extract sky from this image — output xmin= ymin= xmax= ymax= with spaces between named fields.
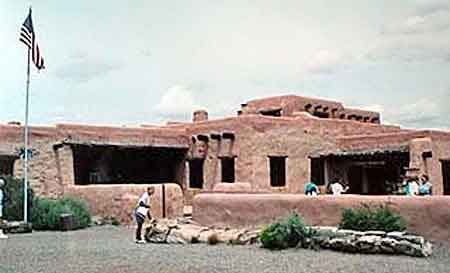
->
xmin=0 ymin=0 xmax=449 ymax=129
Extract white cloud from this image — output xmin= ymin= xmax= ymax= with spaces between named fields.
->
xmin=382 ymin=12 xmax=450 ymax=35
xmin=382 ymin=95 xmax=450 ymax=129
xmin=357 ymin=104 xmax=385 ymax=114
xmin=153 ymin=85 xmax=203 ymax=118
xmin=306 ymin=50 xmax=346 ymax=74
xmin=366 ymin=38 xmax=450 ymax=62
xmin=54 ymin=52 xmax=122 ymax=83
xmin=367 ymin=1 xmax=450 ymax=63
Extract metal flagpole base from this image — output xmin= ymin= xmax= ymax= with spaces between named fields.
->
xmin=0 ymin=230 xmax=8 ymax=239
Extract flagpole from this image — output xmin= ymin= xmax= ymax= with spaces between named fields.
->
xmin=23 ymin=47 xmax=31 ymax=223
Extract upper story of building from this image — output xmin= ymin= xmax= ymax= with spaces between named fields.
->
xmin=237 ymin=95 xmax=380 ymax=124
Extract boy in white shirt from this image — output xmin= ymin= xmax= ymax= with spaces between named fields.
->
xmin=135 ymin=186 xmax=155 ymax=244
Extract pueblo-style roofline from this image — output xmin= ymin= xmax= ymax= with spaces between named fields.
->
xmin=239 ymin=94 xmax=380 ymax=124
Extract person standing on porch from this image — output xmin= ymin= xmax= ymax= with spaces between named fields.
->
xmin=134 ymin=186 xmax=155 ymax=244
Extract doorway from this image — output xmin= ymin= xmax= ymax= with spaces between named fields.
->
xmin=442 ymin=160 xmax=450 ymax=195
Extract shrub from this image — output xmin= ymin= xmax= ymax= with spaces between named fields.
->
xmin=1 ymin=176 xmax=33 ymax=221
xmin=32 ymin=196 xmax=91 ymax=230
xmin=260 ymin=212 xmax=315 ymax=250
xmin=59 ymin=197 xmax=91 ymax=229
xmin=339 ymin=204 xmax=406 ymax=232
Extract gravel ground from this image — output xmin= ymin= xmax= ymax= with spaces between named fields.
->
xmin=0 ymin=226 xmax=449 ymax=273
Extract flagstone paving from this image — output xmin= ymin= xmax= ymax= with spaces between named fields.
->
xmin=0 ymin=226 xmax=449 ymax=273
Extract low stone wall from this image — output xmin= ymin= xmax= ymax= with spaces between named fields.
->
xmin=144 ymin=219 xmax=432 ymax=257
xmin=193 ymin=194 xmax=450 ymax=241
xmin=65 ymin=183 xmax=184 ymax=224
xmin=313 ymin=227 xmax=432 ymax=257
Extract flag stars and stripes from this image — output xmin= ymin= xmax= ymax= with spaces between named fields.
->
xmin=19 ymin=8 xmax=45 ymax=70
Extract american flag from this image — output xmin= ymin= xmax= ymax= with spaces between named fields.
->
xmin=19 ymin=8 xmax=45 ymax=70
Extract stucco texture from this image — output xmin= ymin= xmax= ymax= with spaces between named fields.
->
xmin=193 ymin=193 xmax=450 ymax=241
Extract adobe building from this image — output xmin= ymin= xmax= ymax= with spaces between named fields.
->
xmin=1 ymin=95 xmax=450 ymax=223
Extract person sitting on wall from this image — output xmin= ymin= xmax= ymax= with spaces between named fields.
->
xmin=419 ymin=174 xmax=432 ymax=196
xmin=405 ymin=177 xmax=420 ymax=196
xmin=304 ymin=181 xmax=320 ymax=196
xmin=134 ymin=186 xmax=155 ymax=244
xmin=330 ymin=179 xmax=349 ymax=195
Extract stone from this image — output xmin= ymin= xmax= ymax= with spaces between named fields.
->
xmin=216 ymin=230 xmax=240 ymax=244
xmin=91 ymin=216 xmax=104 ymax=226
xmin=421 ymin=242 xmax=433 ymax=257
xmin=144 ymin=221 xmax=172 ymax=243
xmin=336 ymin=229 xmax=364 ymax=237
xmin=166 ymin=229 xmax=189 ymax=244
xmin=313 ymin=226 xmax=338 ymax=237
xmin=395 ymin=240 xmax=422 ymax=257
xmin=363 ymin=230 xmax=386 ymax=237
xmin=386 ymin=231 xmax=406 ymax=240
xmin=403 ymin=235 xmax=425 ymax=246
xmin=235 ymin=229 xmax=261 ymax=245
xmin=328 ymin=238 xmax=346 ymax=251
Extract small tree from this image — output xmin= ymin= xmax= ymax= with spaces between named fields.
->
xmin=2 ymin=176 xmax=33 ymax=221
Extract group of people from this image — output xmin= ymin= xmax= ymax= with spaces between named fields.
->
xmin=404 ymin=174 xmax=432 ymax=196
xmin=304 ymin=174 xmax=433 ymax=196
xmin=304 ymin=180 xmax=349 ymax=196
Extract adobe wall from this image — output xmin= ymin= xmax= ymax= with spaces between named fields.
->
xmin=430 ymin=132 xmax=450 ymax=195
xmin=192 ymin=193 xmax=450 ymax=241
xmin=0 ymin=125 xmax=62 ymax=197
xmin=65 ymin=183 xmax=184 ymax=224
xmin=182 ymin=114 xmax=405 ymax=203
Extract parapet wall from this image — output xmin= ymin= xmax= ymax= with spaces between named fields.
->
xmin=192 ymin=193 xmax=450 ymax=241
xmin=65 ymin=183 xmax=184 ymax=224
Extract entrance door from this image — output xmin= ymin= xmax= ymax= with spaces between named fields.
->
xmin=442 ymin=160 xmax=450 ymax=195
xmin=347 ymin=166 xmax=363 ymax=194
xmin=366 ymin=167 xmax=387 ymax=195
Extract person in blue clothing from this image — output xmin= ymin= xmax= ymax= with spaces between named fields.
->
xmin=0 ymin=177 xmax=7 ymax=239
xmin=419 ymin=174 xmax=432 ymax=196
xmin=304 ymin=181 xmax=320 ymax=196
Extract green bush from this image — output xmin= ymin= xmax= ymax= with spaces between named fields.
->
xmin=339 ymin=204 xmax=406 ymax=232
xmin=32 ymin=196 xmax=91 ymax=230
xmin=260 ymin=212 xmax=315 ymax=250
xmin=1 ymin=176 xmax=33 ymax=221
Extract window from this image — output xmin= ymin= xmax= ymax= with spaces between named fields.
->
xmin=0 ymin=156 xmax=16 ymax=176
xmin=269 ymin=156 xmax=286 ymax=187
xmin=310 ymin=158 xmax=325 ymax=185
xmin=189 ymin=159 xmax=204 ymax=189
xmin=72 ymin=145 xmax=186 ymax=185
xmin=260 ymin=109 xmax=282 ymax=117
xmin=221 ymin=157 xmax=235 ymax=182
xmin=442 ymin=160 xmax=450 ymax=195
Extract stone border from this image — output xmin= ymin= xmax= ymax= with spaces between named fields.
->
xmin=311 ymin=226 xmax=432 ymax=257
xmin=144 ymin=219 xmax=433 ymax=257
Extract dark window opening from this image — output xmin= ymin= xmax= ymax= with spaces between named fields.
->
xmin=442 ymin=160 xmax=450 ymax=195
xmin=72 ymin=145 xmax=187 ymax=185
xmin=345 ymin=152 xmax=409 ymax=195
xmin=270 ymin=156 xmax=286 ymax=187
xmin=260 ymin=109 xmax=282 ymax=117
xmin=189 ymin=159 xmax=204 ymax=189
xmin=0 ymin=156 xmax=16 ymax=176
xmin=310 ymin=158 xmax=325 ymax=185
xmin=221 ymin=157 xmax=235 ymax=182
xmin=313 ymin=111 xmax=330 ymax=118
